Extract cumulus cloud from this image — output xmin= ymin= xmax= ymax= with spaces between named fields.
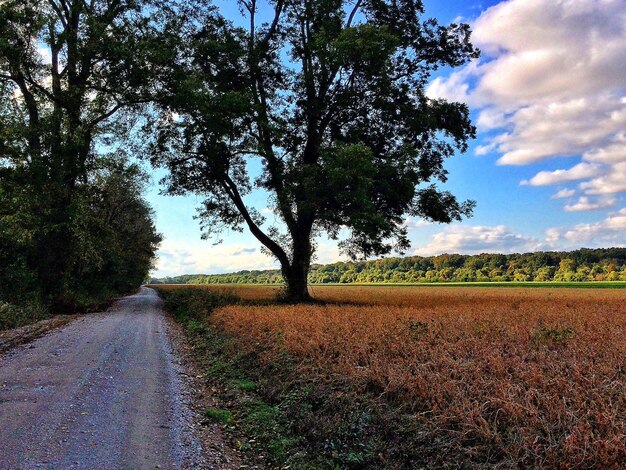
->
xmin=430 ymin=0 xmax=626 ymax=201
xmin=546 ymin=207 xmax=626 ymax=246
xmin=564 ymin=196 xmax=616 ymax=212
xmin=426 ymin=60 xmax=478 ymax=104
xmin=552 ymin=188 xmax=576 ymax=199
xmin=579 ymin=162 xmax=626 ymax=194
xmin=521 ymin=163 xmax=602 ymax=186
xmin=313 ymin=242 xmax=348 ymax=265
xmin=414 ymin=211 xmax=626 ymax=258
xmin=414 ymin=225 xmax=540 ymax=256
xmin=154 ymin=240 xmax=277 ymax=277
xmin=583 ymin=132 xmax=626 ymax=164
xmin=405 ymin=217 xmax=434 ymax=230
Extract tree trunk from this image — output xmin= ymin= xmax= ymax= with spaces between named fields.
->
xmin=280 ymin=228 xmax=314 ymax=302
xmin=37 ymin=179 xmax=76 ymax=310
xmin=282 ymin=263 xmax=311 ymax=303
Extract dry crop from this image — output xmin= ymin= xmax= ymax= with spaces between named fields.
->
xmin=158 ymin=285 xmax=626 ymax=467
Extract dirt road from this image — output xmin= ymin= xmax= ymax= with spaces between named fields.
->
xmin=0 ymin=287 xmax=206 ymax=470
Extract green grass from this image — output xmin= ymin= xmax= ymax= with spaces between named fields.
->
xmin=204 ymin=407 xmax=233 ymax=424
xmin=155 ymin=287 xmax=322 ymax=467
xmin=232 ymin=378 xmax=256 ymax=391
xmin=240 ymin=400 xmax=298 ymax=462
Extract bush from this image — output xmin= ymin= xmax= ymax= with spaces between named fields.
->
xmin=0 ymin=301 xmax=46 ymax=331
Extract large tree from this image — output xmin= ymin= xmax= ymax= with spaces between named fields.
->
xmin=150 ymin=0 xmax=479 ymax=301
xmin=0 ymin=0 xmax=162 ymax=308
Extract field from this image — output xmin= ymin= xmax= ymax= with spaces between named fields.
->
xmin=153 ymin=284 xmax=626 ymax=468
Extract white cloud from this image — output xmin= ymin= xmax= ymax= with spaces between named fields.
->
xmin=414 ymin=225 xmax=540 ymax=256
xmin=426 ymin=60 xmax=478 ymax=104
xmin=431 ymin=0 xmax=626 ymax=202
xmin=552 ymin=188 xmax=576 ymax=199
xmin=475 ymin=107 xmax=507 ymax=131
xmin=471 ymin=0 xmax=626 ymax=103
xmin=583 ymin=132 xmax=626 ymax=164
xmin=231 ymin=247 xmax=257 ymax=256
xmin=313 ymin=242 xmax=348 ymax=265
xmin=405 ymin=217 xmax=434 ymax=230
xmin=414 ymin=210 xmax=626 ymax=258
xmin=546 ymin=207 xmax=626 ymax=246
xmin=521 ymin=163 xmax=602 ymax=186
xmin=564 ymin=196 xmax=616 ymax=212
xmin=579 ymin=162 xmax=626 ymax=194
xmin=154 ymin=240 xmax=277 ymax=277
xmin=493 ymin=96 xmax=626 ymax=166
xmin=153 ymin=238 xmax=347 ymax=277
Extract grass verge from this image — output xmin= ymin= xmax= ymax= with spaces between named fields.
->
xmin=154 ymin=286 xmax=398 ymax=469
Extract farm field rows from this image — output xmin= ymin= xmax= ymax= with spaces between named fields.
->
xmin=153 ymin=284 xmax=626 ymax=468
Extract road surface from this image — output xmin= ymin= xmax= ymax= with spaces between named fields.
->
xmin=0 ymin=287 xmax=205 ymax=469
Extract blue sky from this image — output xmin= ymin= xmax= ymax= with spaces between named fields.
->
xmin=149 ymin=0 xmax=626 ymax=277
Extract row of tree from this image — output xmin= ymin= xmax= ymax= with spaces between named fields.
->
xmin=149 ymin=248 xmax=626 ymax=285
xmin=0 ymin=1 xmax=162 ymax=312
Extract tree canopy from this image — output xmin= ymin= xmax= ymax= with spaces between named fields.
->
xmin=0 ymin=0 xmax=162 ymax=311
xmin=148 ymin=0 xmax=479 ymax=301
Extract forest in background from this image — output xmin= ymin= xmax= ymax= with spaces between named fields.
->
xmin=150 ymin=248 xmax=626 ymax=285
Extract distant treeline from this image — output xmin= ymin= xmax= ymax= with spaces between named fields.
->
xmin=151 ymin=248 xmax=626 ymax=285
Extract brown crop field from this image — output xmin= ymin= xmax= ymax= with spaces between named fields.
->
xmin=154 ymin=284 xmax=626 ymax=468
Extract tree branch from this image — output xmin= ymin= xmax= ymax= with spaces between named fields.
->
xmin=21 ymin=72 xmax=61 ymax=104
xmin=47 ymin=0 xmax=68 ymax=28
xmin=346 ymin=0 xmax=362 ymax=28
xmin=85 ymin=97 xmax=152 ymax=130
xmin=259 ymin=0 xmax=285 ymax=46
xmin=245 ymin=0 xmax=297 ymax=233
xmin=221 ymin=171 xmax=291 ymax=268
xmin=8 ymin=72 xmax=42 ymax=155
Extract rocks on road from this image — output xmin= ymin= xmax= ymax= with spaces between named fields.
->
xmin=0 ymin=287 xmax=226 ymax=470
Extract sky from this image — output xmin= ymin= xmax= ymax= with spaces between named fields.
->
xmin=148 ymin=0 xmax=626 ymax=277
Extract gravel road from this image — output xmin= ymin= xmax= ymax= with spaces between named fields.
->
xmin=0 ymin=287 xmax=206 ymax=470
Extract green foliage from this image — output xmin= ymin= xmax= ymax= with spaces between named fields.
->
xmin=0 ymin=0 xmax=162 ymax=314
xmin=0 ymin=158 xmax=161 ymax=314
xmin=150 ymin=248 xmax=626 ymax=286
xmin=147 ymin=0 xmax=479 ymax=301
xmin=241 ymin=400 xmax=302 ymax=463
